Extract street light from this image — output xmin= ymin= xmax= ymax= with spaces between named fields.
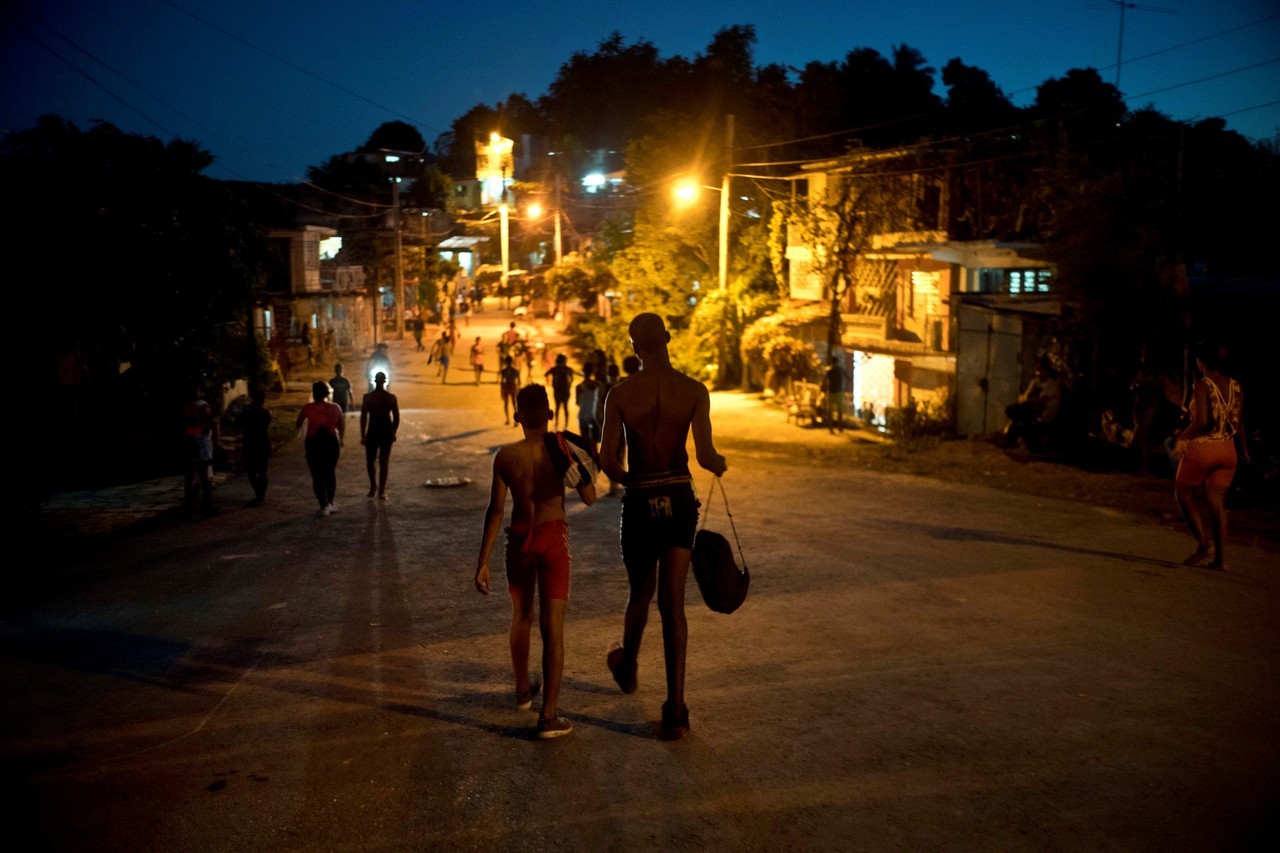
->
xmin=672 ymin=175 xmax=730 ymax=292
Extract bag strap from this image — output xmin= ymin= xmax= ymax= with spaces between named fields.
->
xmin=700 ymin=476 xmax=748 ymax=571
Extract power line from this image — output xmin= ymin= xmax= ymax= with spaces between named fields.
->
xmin=740 ymin=13 xmax=1280 ymax=155
xmin=159 ymin=0 xmax=443 ymax=140
xmin=12 ymin=23 xmax=182 ymax=141
xmin=1124 ymin=57 xmax=1280 ymax=101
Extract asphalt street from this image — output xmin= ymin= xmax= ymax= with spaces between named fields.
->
xmin=9 ymin=310 xmax=1280 ymax=851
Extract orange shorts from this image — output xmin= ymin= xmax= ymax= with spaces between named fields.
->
xmin=1176 ymin=438 xmax=1237 ymax=489
xmin=505 ymin=520 xmax=571 ymax=601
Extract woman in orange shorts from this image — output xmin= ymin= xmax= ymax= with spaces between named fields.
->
xmin=1172 ymin=340 xmax=1248 ymax=570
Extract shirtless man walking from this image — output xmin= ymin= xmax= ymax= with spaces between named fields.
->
xmin=598 ymin=312 xmax=727 ymax=739
xmin=360 ymin=371 xmax=400 ymax=499
xmin=474 ymin=385 xmax=597 ymax=738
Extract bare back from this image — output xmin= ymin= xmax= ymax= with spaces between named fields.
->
xmin=610 ymin=369 xmax=700 ymax=475
xmin=496 ymin=437 xmax=566 ymax=526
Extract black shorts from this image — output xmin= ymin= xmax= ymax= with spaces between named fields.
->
xmin=365 ymin=427 xmax=393 ymax=452
xmin=620 ymin=482 xmax=699 ymax=569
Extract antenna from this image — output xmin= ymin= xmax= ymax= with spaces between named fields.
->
xmin=1089 ymin=0 xmax=1176 ymax=91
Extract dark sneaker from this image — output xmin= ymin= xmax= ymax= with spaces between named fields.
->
xmin=536 ymin=715 xmax=573 ymax=739
xmin=516 ymin=678 xmax=541 ymax=711
xmin=606 ymin=642 xmax=638 ymax=694
xmin=661 ymin=701 xmax=690 ymax=740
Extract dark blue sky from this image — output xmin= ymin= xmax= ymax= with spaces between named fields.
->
xmin=4 ymin=0 xmax=1277 ymax=183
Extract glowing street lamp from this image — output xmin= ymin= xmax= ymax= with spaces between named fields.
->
xmin=672 ymin=176 xmax=729 ymax=292
xmin=673 ymin=179 xmax=700 ymax=205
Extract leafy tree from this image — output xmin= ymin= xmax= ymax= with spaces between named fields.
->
xmin=361 ymin=121 xmax=426 ymax=155
xmin=540 ymin=33 xmax=677 ymax=154
xmin=941 ymin=58 xmax=1020 ymax=136
xmin=434 ymin=95 xmax=544 ymax=180
xmin=544 ymin=253 xmax=602 ymax=310
xmin=6 ymin=116 xmax=266 ymax=485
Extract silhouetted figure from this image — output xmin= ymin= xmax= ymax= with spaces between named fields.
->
xmin=599 ymin=313 xmax=728 ymax=740
xmin=499 ymin=357 xmax=521 ymax=426
xmin=238 ymin=386 xmax=271 ymax=506
xmin=329 ymin=363 xmax=353 ymax=413
xmin=1004 ymin=356 xmax=1061 ymax=452
xmin=361 ymin=371 xmax=400 ymax=500
xmin=474 ymin=384 xmax=597 ymax=739
xmin=822 ymin=354 xmax=846 ymax=434
xmin=1173 ymin=340 xmax=1248 ymax=571
xmin=296 ymin=380 xmax=344 ymax=517
xmin=545 ymin=354 xmax=575 ymax=431
xmin=182 ymin=383 xmax=216 ymax=515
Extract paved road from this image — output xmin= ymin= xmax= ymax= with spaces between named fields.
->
xmin=8 ymin=315 xmax=1280 ymax=851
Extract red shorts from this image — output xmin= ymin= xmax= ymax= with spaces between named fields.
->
xmin=1176 ymin=438 xmax=1237 ymax=489
xmin=505 ymin=520 xmax=571 ymax=601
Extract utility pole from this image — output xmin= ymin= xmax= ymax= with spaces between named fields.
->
xmin=553 ymin=173 xmax=563 ymax=266
xmin=718 ymin=114 xmax=734 ymax=389
xmin=392 ymin=177 xmax=405 ymax=340
xmin=1091 ymin=0 xmax=1175 ymax=91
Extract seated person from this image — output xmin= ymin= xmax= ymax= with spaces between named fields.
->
xmin=1005 ymin=356 xmax=1061 ymax=451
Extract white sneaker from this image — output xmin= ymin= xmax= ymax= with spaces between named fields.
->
xmin=316 ymin=507 xmax=329 ymax=518
xmin=326 ymin=502 xmax=337 ymax=514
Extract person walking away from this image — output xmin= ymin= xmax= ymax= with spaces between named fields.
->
xmin=471 ymin=337 xmax=486 ymax=385
xmin=366 ymin=343 xmax=392 ymax=393
xmin=412 ymin=316 xmax=425 ymax=352
xmin=575 ymin=363 xmax=600 ymax=445
xmin=500 ymin=322 xmax=520 ymax=361
xmin=473 ymin=384 xmax=598 ymax=739
xmin=361 ymin=371 xmax=400 ymax=500
xmin=238 ymin=386 xmax=271 ymax=506
xmin=597 ymin=362 xmax=623 ymax=496
xmin=1172 ymin=340 xmax=1248 ymax=570
xmin=181 ymin=383 xmax=217 ymax=515
xmin=329 ymin=364 xmax=354 ymax=413
xmin=822 ymin=354 xmax=846 ymax=433
xmin=296 ymin=380 xmax=344 ymax=517
xmin=499 ymin=357 xmax=522 ymax=426
xmin=545 ymin=354 xmax=575 ymax=431
xmin=598 ymin=313 xmax=728 ymax=739
xmin=429 ymin=332 xmax=451 ymax=382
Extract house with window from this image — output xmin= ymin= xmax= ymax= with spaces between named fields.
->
xmin=260 ymin=226 xmax=373 ymax=372
xmin=782 ymin=149 xmax=1059 ymax=435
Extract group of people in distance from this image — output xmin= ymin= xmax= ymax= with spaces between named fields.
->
xmin=474 ymin=313 xmax=727 ymax=740
xmin=236 ymin=349 xmax=402 ymax=519
xmin=228 ymin=313 xmax=728 ymax=741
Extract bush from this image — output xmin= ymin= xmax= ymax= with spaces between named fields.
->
xmin=886 ymin=398 xmax=951 ymax=439
xmin=763 ymin=335 xmax=817 ymax=393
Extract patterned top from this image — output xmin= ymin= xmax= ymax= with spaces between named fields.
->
xmin=1189 ymin=377 xmax=1241 ymax=443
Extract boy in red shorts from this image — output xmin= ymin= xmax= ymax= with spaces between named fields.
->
xmin=474 ymin=384 xmax=597 ymax=738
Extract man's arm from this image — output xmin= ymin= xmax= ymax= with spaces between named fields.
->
xmin=599 ymin=393 xmax=626 ymax=483
xmin=390 ymin=395 xmax=400 ymax=439
xmin=691 ymin=384 xmax=727 ymax=476
xmin=474 ymin=454 xmax=508 ymax=595
xmin=359 ymin=396 xmax=369 ymax=444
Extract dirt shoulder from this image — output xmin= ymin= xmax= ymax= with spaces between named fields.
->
xmin=711 ymin=391 xmax=1279 ymax=555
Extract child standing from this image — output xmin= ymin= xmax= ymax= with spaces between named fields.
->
xmin=473 ymin=385 xmax=597 ymax=738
